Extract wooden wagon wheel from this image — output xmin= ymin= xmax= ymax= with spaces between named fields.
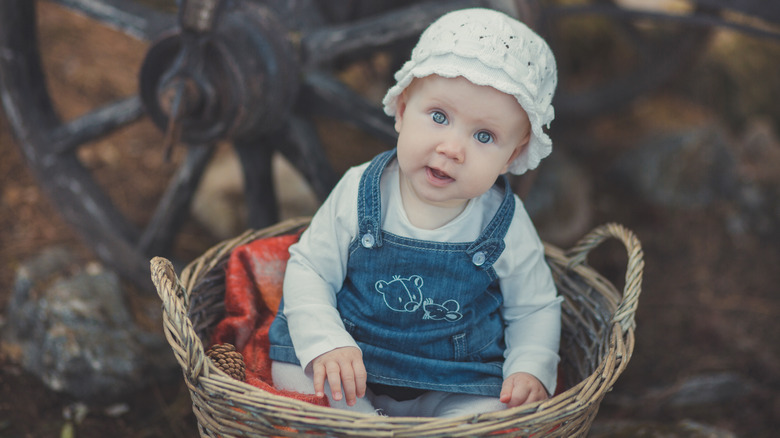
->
xmin=0 ymin=0 xmax=504 ymax=291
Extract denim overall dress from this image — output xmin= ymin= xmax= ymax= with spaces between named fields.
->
xmin=270 ymin=149 xmax=514 ymax=397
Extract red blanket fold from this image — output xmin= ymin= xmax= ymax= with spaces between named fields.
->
xmin=209 ymin=231 xmax=329 ymax=407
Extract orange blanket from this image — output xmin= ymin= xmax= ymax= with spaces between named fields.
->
xmin=209 ymin=231 xmax=328 ymax=407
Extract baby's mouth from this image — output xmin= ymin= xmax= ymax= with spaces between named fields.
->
xmin=426 ymin=166 xmax=454 ymax=183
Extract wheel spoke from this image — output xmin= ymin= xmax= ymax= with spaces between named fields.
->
xmin=300 ymin=0 xmax=478 ymax=67
xmin=299 ymin=72 xmax=397 ymax=146
xmin=278 ymin=116 xmax=338 ymax=202
xmin=137 ymin=143 xmax=214 ymax=256
xmin=233 ymin=139 xmax=278 ymax=229
xmin=50 ymin=0 xmax=175 ymax=41
xmin=49 ymin=96 xmax=145 ymax=155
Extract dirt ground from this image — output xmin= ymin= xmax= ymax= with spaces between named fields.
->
xmin=1 ymin=2 xmax=779 ymax=437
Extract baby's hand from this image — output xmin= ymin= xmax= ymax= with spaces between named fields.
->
xmin=500 ymin=372 xmax=548 ymax=408
xmin=311 ymin=347 xmax=366 ymax=406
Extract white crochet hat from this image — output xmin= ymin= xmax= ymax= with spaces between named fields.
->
xmin=382 ymin=8 xmax=557 ymax=175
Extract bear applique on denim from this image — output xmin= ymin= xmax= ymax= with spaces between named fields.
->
xmin=374 ymin=275 xmax=462 ymax=322
xmin=375 ymin=275 xmax=424 ymax=312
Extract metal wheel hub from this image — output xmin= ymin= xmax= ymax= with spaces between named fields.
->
xmin=139 ymin=2 xmax=300 ymax=144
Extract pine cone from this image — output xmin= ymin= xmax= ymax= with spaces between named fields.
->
xmin=206 ymin=343 xmax=246 ymax=381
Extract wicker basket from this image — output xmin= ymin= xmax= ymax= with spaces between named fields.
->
xmin=150 ymin=217 xmax=643 ymax=437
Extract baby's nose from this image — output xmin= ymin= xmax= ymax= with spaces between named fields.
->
xmin=436 ymin=137 xmax=465 ymax=163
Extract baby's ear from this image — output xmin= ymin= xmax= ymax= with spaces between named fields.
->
xmin=502 ymin=143 xmax=525 ymax=174
xmin=503 ymin=128 xmax=532 ymax=173
xmin=394 ymin=91 xmax=409 ymax=133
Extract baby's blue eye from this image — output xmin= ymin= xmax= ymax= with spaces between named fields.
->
xmin=431 ymin=111 xmax=448 ymax=125
xmin=475 ymin=131 xmax=493 ymax=144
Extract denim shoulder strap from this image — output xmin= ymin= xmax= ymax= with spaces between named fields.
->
xmin=466 ymin=175 xmax=516 ymax=270
xmin=356 ymin=149 xmax=396 ymax=249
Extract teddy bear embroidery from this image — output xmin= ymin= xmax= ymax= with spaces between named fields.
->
xmin=374 ymin=275 xmax=463 ymax=322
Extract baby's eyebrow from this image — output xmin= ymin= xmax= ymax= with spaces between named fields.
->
xmin=424 ymin=96 xmax=453 ymax=109
xmin=470 ymin=116 xmax=504 ymax=132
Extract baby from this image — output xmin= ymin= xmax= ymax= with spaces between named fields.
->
xmin=268 ymin=7 xmax=561 ymax=418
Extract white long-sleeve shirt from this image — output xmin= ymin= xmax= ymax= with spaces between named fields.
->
xmin=282 ymin=159 xmax=562 ymax=393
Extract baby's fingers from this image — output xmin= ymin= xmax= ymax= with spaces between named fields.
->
xmin=353 ymin=359 xmax=367 ymax=398
xmin=340 ymin=366 xmax=357 ymax=406
xmin=340 ymin=362 xmax=367 ymax=406
xmin=324 ymin=361 xmax=344 ymax=401
xmin=312 ymin=363 xmax=327 ymax=398
xmin=500 ymin=381 xmax=528 ymax=407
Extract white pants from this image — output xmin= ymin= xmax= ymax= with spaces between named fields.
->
xmin=271 ymin=361 xmax=507 ymax=418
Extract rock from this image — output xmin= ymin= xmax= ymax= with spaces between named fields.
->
xmin=519 ymin=150 xmax=593 ymax=247
xmin=727 ymin=119 xmax=780 ymax=239
xmin=611 ymin=122 xmax=780 ymax=241
xmin=612 ymin=126 xmax=739 ymax=208
xmin=2 ymin=247 xmax=176 ymax=402
xmin=603 ymin=372 xmax=757 ymax=416
xmin=656 ymin=372 xmax=757 ymax=410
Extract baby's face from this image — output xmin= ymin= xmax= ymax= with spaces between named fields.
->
xmin=394 ymin=75 xmax=531 ymax=211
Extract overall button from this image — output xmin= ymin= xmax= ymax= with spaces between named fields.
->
xmin=361 ymin=233 xmax=375 ymax=248
xmin=472 ymin=251 xmax=486 ymax=266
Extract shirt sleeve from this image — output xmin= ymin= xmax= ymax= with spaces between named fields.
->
xmin=497 ymin=196 xmax=563 ymax=395
xmin=282 ymin=165 xmax=364 ymax=370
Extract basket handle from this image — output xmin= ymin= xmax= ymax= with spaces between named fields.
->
xmin=565 ymin=223 xmax=644 ymax=332
xmin=150 ymin=256 xmax=207 ymax=381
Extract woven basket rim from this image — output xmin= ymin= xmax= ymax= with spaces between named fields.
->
xmin=151 ymin=217 xmax=643 ymax=436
